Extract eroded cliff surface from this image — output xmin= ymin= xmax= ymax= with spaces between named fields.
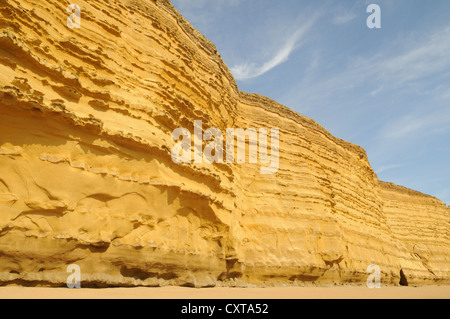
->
xmin=0 ymin=0 xmax=448 ymax=287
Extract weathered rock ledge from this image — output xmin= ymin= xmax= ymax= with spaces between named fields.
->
xmin=0 ymin=0 xmax=448 ymax=287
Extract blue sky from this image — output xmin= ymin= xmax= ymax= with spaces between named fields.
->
xmin=171 ymin=0 xmax=450 ymax=205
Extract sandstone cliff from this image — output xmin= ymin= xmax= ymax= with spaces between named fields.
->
xmin=0 ymin=0 xmax=448 ymax=287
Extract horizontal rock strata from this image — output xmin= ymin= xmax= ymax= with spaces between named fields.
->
xmin=0 ymin=0 xmax=448 ymax=287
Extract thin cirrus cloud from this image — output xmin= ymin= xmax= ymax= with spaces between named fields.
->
xmin=283 ymin=23 xmax=450 ymax=111
xmin=230 ymin=18 xmax=316 ymax=81
xmin=352 ymin=24 xmax=450 ymax=95
xmin=373 ymin=26 xmax=450 ymax=85
xmin=376 ymin=164 xmax=404 ymax=174
xmin=332 ymin=12 xmax=357 ymax=25
xmin=382 ymin=111 xmax=450 ymax=140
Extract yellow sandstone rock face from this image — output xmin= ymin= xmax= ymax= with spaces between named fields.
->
xmin=0 ymin=0 xmax=448 ymax=287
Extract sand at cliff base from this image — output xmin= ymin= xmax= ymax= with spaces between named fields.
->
xmin=0 ymin=286 xmax=448 ymax=299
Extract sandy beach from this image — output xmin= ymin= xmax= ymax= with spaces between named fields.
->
xmin=0 ymin=0 xmax=449 ymax=298
xmin=0 ymin=286 xmax=448 ymax=299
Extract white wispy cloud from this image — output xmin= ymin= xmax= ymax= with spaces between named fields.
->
xmin=373 ymin=26 xmax=450 ymax=85
xmin=283 ymin=23 xmax=450 ymax=114
xmin=382 ymin=111 xmax=450 ymax=140
xmin=442 ymin=88 xmax=450 ymax=100
xmin=172 ymin=0 xmax=242 ymax=32
xmin=332 ymin=12 xmax=357 ymax=25
xmin=376 ymin=164 xmax=404 ymax=174
xmin=174 ymin=0 xmax=241 ymax=10
xmin=369 ymin=85 xmax=384 ymax=96
xmin=435 ymin=188 xmax=450 ymax=205
xmin=230 ymin=18 xmax=317 ymax=80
